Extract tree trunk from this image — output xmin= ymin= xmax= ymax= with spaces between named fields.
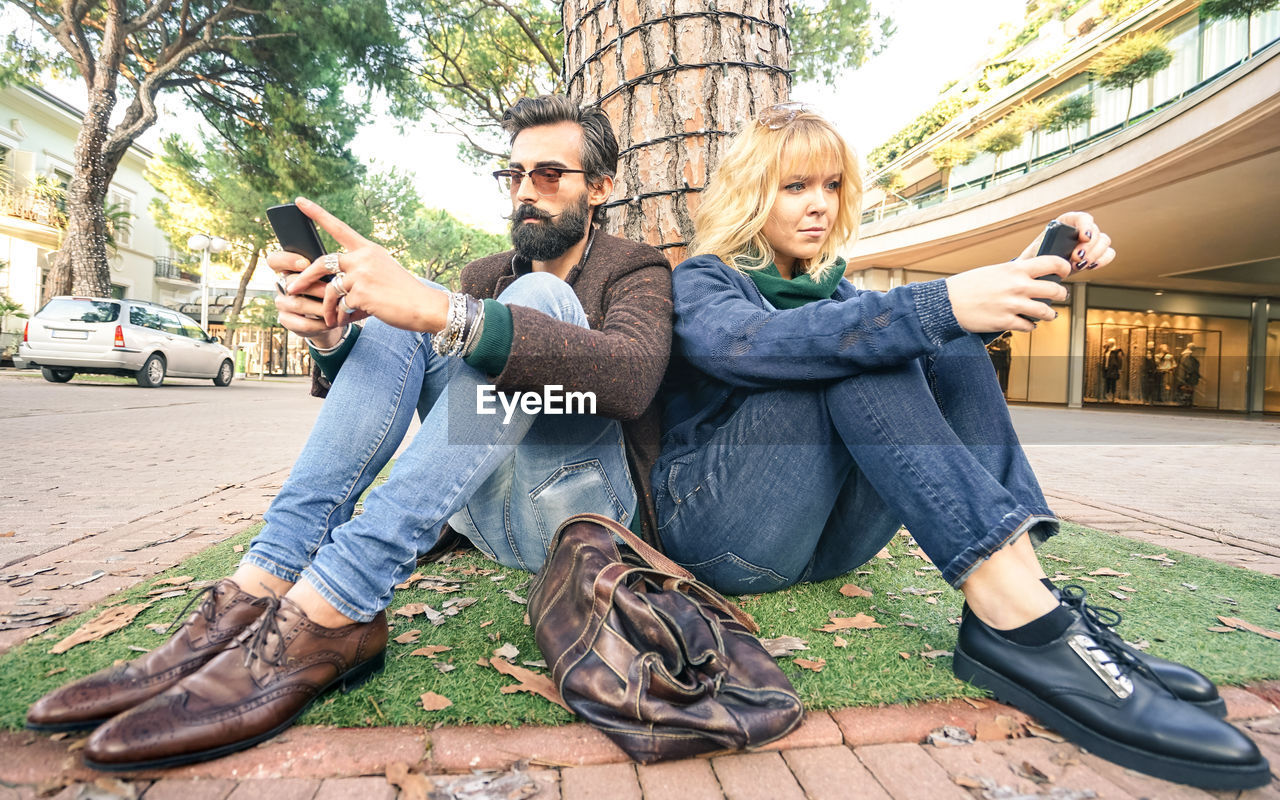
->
xmin=1124 ymin=86 xmax=1134 ymax=127
xmin=941 ymin=166 xmax=952 ymax=200
xmin=563 ymin=0 xmax=791 ymax=265
xmin=229 ymin=249 xmax=260 ymax=323
xmin=43 ymin=87 xmax=121 ymax=300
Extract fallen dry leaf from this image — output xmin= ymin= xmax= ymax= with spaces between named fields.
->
xmin=1217 ymin=616 xmax=1280 ymax=641
xmin=1025 ymin=722 xmax=1066 ymax=743
xmin=434 ymin=662 xmax=456 ymax=674
xmin=1207 ymin=626 xmax=1237 ymax=633
xmin=0 ymin=531 xmax=14 ymax=538
xmin=386 ymin=761 xmax=431 ymax=800
xmin=50 ymin=603 xmax=152 ymax=654
xmin=153 ymin=576 xmax=193 ymax=587
xmin=1012 ymin=760 xmax=1052 ymax=784
xmin=394 ymin=572 xmax=425 ymax=590
xmin=479 ymin=620 xmax=494 ymax=628
xmin=409 ymin=645 xmax=452 ymax=658
xmin=926 ymin=726 xmax=973 ymax=747
xmin=233 ymin=544 xmax=244 ymax=553
xmin=501 ymin=589 xmax=528 ymax=605
xmin=907 ymin=547 xmax=932 ymax=563
xmin=875 ymin=548 xmax=893 ymax=559
xmin=760 ymin=635 xmax=810 ymax=657
xmin=794 ymin=657 xmax=826 ymax=672
xmin=1042 ymin=554 xmax=1071 ymax=563
xmin=833 ymin=636 xmax=848 ymax=648
xmin=419 ymin=691 xmax=453 ymax=711
xmin=919 ymin=649 xmax=952 ymax=659
xmin=976 ymin=714 xmax=1023 ymax=741
xmin=489 ymin=657 xmax=569 ymax=711
xmin=1107 ymin=590 xmax=1128 ymax=601
xmin=394 ymin=603 xmax=429 ymax=618
xmin=898 ymin=652 xmax=911 ymax=659
xmin=393 ymin=629 xmax=422 ymax=645
xmin=1088 ymin=568 xmax=1129 ymax=577
xmin=817 ymin=613 xmax=884 ymax=632
xmin=839 ymin=583 xmax=872 ymax=598
xmin=954 ymin=774 xmax=990 ymax=789
xmin=44 ymin=667 xmax=67 ymax=677
xmin=961 ymin=697 xmax=987 ymax=710
xmin=493 ymin=642 xmax=520 ymax=660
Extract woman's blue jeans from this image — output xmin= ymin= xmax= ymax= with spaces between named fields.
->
xmin=652 ymin=332 xmax=1057 ymax=594
xmin=243 ymin=273 xmax=637 ymax=622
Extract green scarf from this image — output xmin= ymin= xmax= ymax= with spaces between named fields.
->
xmin=745 ymin=258 xmax=846 ymax=309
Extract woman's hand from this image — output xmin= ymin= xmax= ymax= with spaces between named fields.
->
xmin=1016 ymin=211 xmax=1115 ymax=271
xmin=946 ymin=211 xmax=1117 ymax=333
xmin=285 ymin=197 xmax=450 ymax=332
xmin=945 ymin=257 xmax=1070 ymax=333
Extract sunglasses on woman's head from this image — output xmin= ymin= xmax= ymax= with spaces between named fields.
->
xmin=492 ymin=166 xmax=588 ymax=196
xmin=758 ymin=102 xmax=817 ymax=130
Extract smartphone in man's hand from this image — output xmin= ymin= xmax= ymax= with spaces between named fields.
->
xmin=266 ymin=203 xmax=333 ymax=282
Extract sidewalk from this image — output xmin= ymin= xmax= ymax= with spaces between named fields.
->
xmin=2 ymin=407 xmax=1278 ymax=799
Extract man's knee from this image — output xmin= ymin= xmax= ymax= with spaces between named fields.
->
xmin=496 ymin=272 xmax=585 ymax=324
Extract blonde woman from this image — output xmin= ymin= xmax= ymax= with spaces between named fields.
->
xmin=651 ymin=104 xmax=1266 ymax=790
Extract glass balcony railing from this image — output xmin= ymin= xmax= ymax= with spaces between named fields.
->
xmin=0 ymin=182 xmax=67 ymax=229
xmin=154 ymin=257 xmax=201 ymax=283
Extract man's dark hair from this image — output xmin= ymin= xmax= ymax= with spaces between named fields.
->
xmin=502 ymin=95 xmax=617 ymax=225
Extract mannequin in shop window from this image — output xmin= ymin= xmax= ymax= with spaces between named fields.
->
xmin=1155 ymin=343 xmax=1176 ymax=402
xmin=986 ymin=333 xmax=1012 ymax=395
xmin=1102 ymin=337 xmax=1124 ymax=401
xmin=1175 ymin=343 xmax=1202 ymax=407
xmin=1142 ymin=342 xmax=1158 ymax=404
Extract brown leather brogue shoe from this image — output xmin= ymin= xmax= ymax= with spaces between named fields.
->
xmin=83 ymin=595 xmax=387 ymax=771
xmin=26 ymin=579 xmax=268 ymax=732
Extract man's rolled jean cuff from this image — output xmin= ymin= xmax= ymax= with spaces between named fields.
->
xmin=238 ymin=553 xmax=304 ymax=589
xmin=947 ymin=510 xmax=1059 ymax=588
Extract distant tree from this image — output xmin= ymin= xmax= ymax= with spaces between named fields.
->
xmin=928 ymin=140 xmax=975 ymax=200
xmin=1043 ymin=93 xmax=1095 ymax=153
xmin=0 ymin=2 xmax=409 ymax=299
xmin=1090 ymin=31 xmax=1173 ymax=126
xmin=1201 ymin=0 xmax=1280 ymax=59
xmin=975 ymin=118 xmax=1026 ymax=184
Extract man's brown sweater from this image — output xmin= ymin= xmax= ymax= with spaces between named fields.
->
xmin=312 ymin=230 xmax=672 ymax=541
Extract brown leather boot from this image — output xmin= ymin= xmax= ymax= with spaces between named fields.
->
xmin=26 ymin=579 xmax=268 ymax=732
xmin=83 ymin=595 xmax=387 ymax=771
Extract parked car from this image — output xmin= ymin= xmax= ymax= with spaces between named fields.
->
xmin=16 ymin=296 xmax=235 ymax=388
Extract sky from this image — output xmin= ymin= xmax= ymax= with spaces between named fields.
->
xmin=9 ymin=0 xmax=1025 ymax=235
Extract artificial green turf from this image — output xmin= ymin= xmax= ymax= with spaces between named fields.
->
xmin=2 ymin=522 xmax=1277 ymax=731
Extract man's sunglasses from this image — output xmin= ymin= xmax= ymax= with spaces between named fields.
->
xmin=493 ymin=167 xmax=588 ymax=196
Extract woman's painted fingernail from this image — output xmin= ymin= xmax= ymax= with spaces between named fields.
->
xmin=1076 ymin=248 xmax=1087 ymax=259
xmin=1075 ymin=259 xmax=1088 ymax=269
xmin=1088 ymin=261 xmax=1099 ymax=270
xmin=1085 ymin=230 xmax=1093 ymax=240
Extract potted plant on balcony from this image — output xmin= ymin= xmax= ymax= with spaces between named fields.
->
xmin=929 ymin=140 xmax=975 ymax=200
xmin=1201 ymin=0 xmax=1280 ymax=60
xmin=1043 ymin=94 xmax=1095 ymax=153
xmin=1090 ymin=30 xmax=1173 ymax=127
xmin=975 ymin=117 xmax=1026 ymax=186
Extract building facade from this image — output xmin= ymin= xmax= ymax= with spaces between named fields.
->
xmin=850 ymin=0 xmax=1280 ymax=415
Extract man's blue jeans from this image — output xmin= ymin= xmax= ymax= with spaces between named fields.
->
xmin=243 ymin=273 xmax=637 ymax=622
xmin=652 ymin=332 xmax=1056 ymax=594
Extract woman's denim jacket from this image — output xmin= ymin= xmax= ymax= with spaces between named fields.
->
xmin=658 ymin=254 xmax=969 ymax=462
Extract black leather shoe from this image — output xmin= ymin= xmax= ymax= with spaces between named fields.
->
xmin=953 ymin=604 xmax=1269 ymax=790
xmin=1048 ymin=581 xmax=1226 ymax=718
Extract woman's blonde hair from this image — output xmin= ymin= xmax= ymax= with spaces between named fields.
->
xmin=691 ymin=107 xmax=862 ymax=281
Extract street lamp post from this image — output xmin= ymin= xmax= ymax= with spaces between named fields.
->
xmin=187 ymin=234 xmax=229 ymax=331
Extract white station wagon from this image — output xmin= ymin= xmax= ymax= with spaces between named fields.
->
xmin=16 ymin=296 xmax=235 ymax=388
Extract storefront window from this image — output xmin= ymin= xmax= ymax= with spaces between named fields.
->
xmin=986 ymin=305 xmax=1071 ymax=404
xmin=1266 ymin=319 xmax=1280 ymax=414
xmin=1084 ymin=309 xmax=1252 ymax=411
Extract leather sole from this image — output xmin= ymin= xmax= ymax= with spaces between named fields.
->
xmin=26 ymin=716 xmax=114 ymax=733
xmin=953 ymin=644 xmax=1270 ymax=790
xmin=83 ymin=649 xmax=386 ymax=772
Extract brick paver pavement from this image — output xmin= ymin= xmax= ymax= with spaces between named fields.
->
xmin=1 ymin=378 xmax=1277 ymax=798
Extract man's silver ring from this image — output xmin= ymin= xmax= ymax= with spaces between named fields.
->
xmin=339 ymin=296 xmax=356 ymax=315
xmin=323 ymin=253 xmax=341 ymax=275
xmin=332 ymin=272 xmax=348 ymax=296
xmin=275 ymin=274 xmax=291 ymax=293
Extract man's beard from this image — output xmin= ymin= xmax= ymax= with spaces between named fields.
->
xmin=509 ymin=193 xmax=591 ymax=262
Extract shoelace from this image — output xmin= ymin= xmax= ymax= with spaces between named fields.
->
xmin=163 ymin=582 xmax=222 ymax=633
xmin=1058 ymin=584 xmax=1175 ymax=696
xmin=241 ymin=592 xmax=287 ymax=670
